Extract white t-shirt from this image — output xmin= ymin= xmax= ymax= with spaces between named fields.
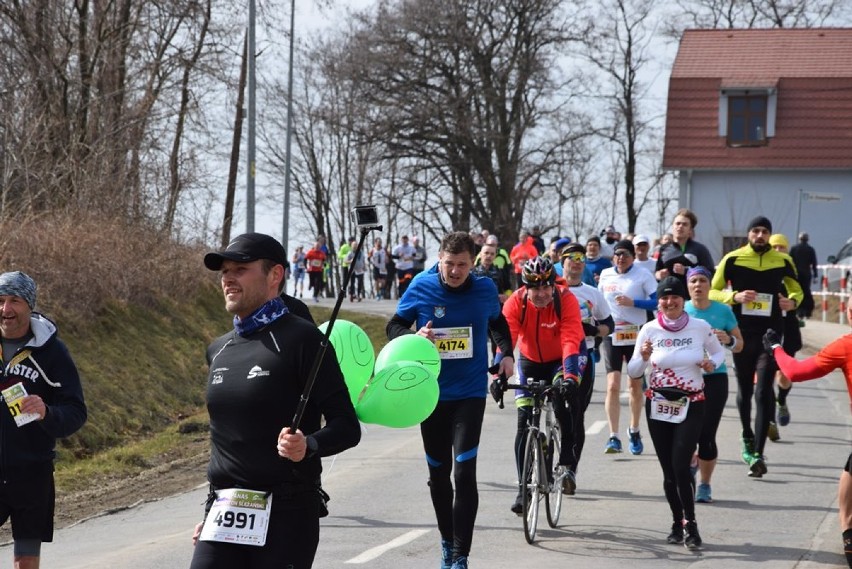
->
xmin=634 ymin=258 xmax=656 ymax=275
xmin=597 ymin=265 xmax=658 ymax=326
xmin=392 ymin=243 xmax=417 ymax=271
xmin=569 ymin=283 xmax=611 ymax=349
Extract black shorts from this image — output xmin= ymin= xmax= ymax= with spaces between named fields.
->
xmin=602 ymin=336 xmax=637 ymax=374
xmin=0 ymin=470 xmax=55 ymax=542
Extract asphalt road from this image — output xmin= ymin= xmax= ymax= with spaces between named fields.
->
xmin=6 ymin=296 xmax=849 ymax=568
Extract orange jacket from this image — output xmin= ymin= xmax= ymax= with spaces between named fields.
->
xmin=502 ymin=284 xmax=584 ymax=377
xmin=510 ymin=237 xmax=539 ymax=274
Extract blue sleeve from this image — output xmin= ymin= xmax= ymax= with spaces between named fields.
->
xmin=634 ymin=293 xmax=657 ymax=311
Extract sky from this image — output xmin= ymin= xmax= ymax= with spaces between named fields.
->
xmin=245 ymin=0 xmax=678 ymax=254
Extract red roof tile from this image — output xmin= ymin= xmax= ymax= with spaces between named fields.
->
xmin=663 ymin=29 xmax=852 ymax=170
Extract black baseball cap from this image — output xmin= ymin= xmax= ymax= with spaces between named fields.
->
xmin=204 ymin=233 xmax=287 ymax=271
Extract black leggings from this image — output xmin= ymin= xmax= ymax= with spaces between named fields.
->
xmin=514 ymin=358 xmax=575 ymax=477
xmin=733 ymin=332 xmax=778 ymax=454
xmin=308 ymin=271 xmax=323 ymax=297
xmin=697 ymin=372 xmax=728 ymax=461
xmin=646 ymin=398 xmax=705 ymax=523
xmin=421 ymin=397 xmax=486 ymax=559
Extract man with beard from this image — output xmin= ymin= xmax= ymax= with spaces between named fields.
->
xmin=709 ymin=216 xmax=802 ymax=478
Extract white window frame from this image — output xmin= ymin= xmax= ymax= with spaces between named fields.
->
xmin=718 ymin=88 xmax=777 ymax=141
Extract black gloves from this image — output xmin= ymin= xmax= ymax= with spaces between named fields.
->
xmin=489 ymin=374 xmax=507 ymax=403
xmin=552 ymin=372 xmax=579 ymax=397
xmin=763 ymin=329 xmax=782 ymax=355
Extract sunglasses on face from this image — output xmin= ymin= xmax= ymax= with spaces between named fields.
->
xmin=561 ymin=252 xmax=586 ymax=263
xmin=524 ymin=272 xmax=553 ymax=285
xmin=613 ymin=250 xmax=633 ymax=257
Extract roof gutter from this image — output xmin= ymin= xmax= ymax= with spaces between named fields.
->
xmin=686 ymin=169 xmax=693 ymax=208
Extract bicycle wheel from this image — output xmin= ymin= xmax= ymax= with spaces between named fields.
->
xmin=521 ymin=430 xmax=541 ymax=544
xmin=545 ymin=420 xmax=563 ymax=528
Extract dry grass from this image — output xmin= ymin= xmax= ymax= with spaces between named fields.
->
xmin=0 ymin=212 xmax=213 ymax=322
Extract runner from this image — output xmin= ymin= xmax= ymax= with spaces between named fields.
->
xmin=500 ymin=256 xmax=585 ymax=512
xmin=561 ymin=243 xmax=614 ymax=481
xmin=598 ymin=239 xmax=658 ymax=454
xmin=764 ymin=302 xmax=852 ymax=568
xmin=655 ymin=209 xmax=714 ymax=291
xmin=709 ymin=216 xmax=802 ymax=477
xmin=684 ymin=266 xmax=743 ymax=503
xmin=627 ymin=276 xmax=725 ymax=550
xmin=386 ymin=231 xmax=514 ymax=569
xmin=291 ymin=246 xmax=306 ymax=298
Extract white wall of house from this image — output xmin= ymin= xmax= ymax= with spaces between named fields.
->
xmin=677 ymin=169 xmax=852 ymax=265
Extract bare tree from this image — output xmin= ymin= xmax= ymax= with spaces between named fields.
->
xmin=664 ymin=0 xmax=846 ymax=35
xmin=580 ymin=0 xmax=664 ymax=234
xmin=332 ymin=0 xmax=592 ymax=246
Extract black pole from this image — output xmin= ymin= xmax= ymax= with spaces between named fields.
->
xmin=291 ymin=225 xmax=381 ymax=430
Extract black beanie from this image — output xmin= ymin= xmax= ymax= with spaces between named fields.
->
xmin=657 ymin=276 xmax=686 ymax=299
xmin=747 ymin=216 xmax=772 ymax=233
xmin=613 ymin=239 xmax=635 ymax=256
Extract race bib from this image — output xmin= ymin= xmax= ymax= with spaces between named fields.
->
xmin=741 ymin=292 xmax=772 ymax=317
xmin=1 ymin=383 xmax=39 ymax=427
xmin=199 ymin=488 xmax=272 ymax=547
xmin=612 ymin=323 xmax=639 ymax=346
xmin=309 ymin=259 xmax=323 ymax=268
xmin=650 ymin=392 xmax=690 ymax=424
xmin=433 ymin=327 xmax=473 ymax=360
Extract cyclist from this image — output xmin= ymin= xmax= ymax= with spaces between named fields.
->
xmin=500 ymin=256 xmax=585 ymax=513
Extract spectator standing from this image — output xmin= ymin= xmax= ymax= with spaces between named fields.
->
xmin=789 ymin=232 xmax=819 ymax=323
xmin=194 ymin=233 xmax=360 ymax=568
xmin=0 ymin=271 xmax=87 ymax=569
xmin=345 ymin=245 xmax=366 ymax=302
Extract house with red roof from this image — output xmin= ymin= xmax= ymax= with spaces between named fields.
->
xmin=663 ymin=28 xmax=852 ymax=264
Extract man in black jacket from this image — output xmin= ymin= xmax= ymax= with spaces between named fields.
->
xmin=0 ymin=271 xmax=87 ymax=569
xmin=191 ymin=233 xmax=360 ymax=569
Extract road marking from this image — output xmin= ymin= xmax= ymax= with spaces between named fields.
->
xmin=586 ymin=420 xmax=608 ymax=435
xmin=345 ymin=529 xmax=431 ymax=563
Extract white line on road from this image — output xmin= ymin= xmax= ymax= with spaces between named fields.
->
xmin=344 ymin=529 xmax=431 ymax=564
xmin=586 ymin=420 xmax=608 ymax=435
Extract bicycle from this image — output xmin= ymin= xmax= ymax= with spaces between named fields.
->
xmin=493 ymin=376 xmax=566 ymax=543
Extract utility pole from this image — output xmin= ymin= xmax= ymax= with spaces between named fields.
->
xmin=282 ymin=0 xmax=295 ymax=253
xmin=246 ymin=0 xmax=256 ymax=232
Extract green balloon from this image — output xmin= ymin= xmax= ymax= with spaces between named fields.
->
xmin=355 ymin=361 xmax=439 ymax=428
xmin=318 ymin=320 xmax=375 ymax=405
xmin=375 ymin=334 xmax=441 ymax=378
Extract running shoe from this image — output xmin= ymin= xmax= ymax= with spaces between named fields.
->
xmin=684 ymin=520 xmax=702 ymax=549
xmin=740 ymin=435 xmax=755 ymax=465
xmin=559 ymin=466 xmax=576 ymax=495
xmin=767 ymin=421 xmax=780 ymax=442
xmin=777 ymin=403 xmax=791 ymax=426
xmin=628 ymin=430 xmax=644 ymax=455
xmin=604 ymin=435 xmax=623 ymax=454
xmin=440 ymin=539 xmax=453 ymax=569
xmin=450 ymin=555 xmax=469 ymax=569
xmin=510 ymin=492 xmax=523 ymax=515
xmin=666 ymin=520 xmax=684 ymax=544
xmin=747 ymin=453 xmax=768 ymax=478
xmin=695 ymin=483 xmax=712 ymax=503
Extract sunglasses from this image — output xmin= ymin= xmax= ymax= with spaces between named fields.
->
xmin=613 ymin=250 xmax=633 ymax=257
xmin=524 ymin=271 xmax=553 ymax=285
xmin=561 ymin=252 xmax=586 ymax=263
